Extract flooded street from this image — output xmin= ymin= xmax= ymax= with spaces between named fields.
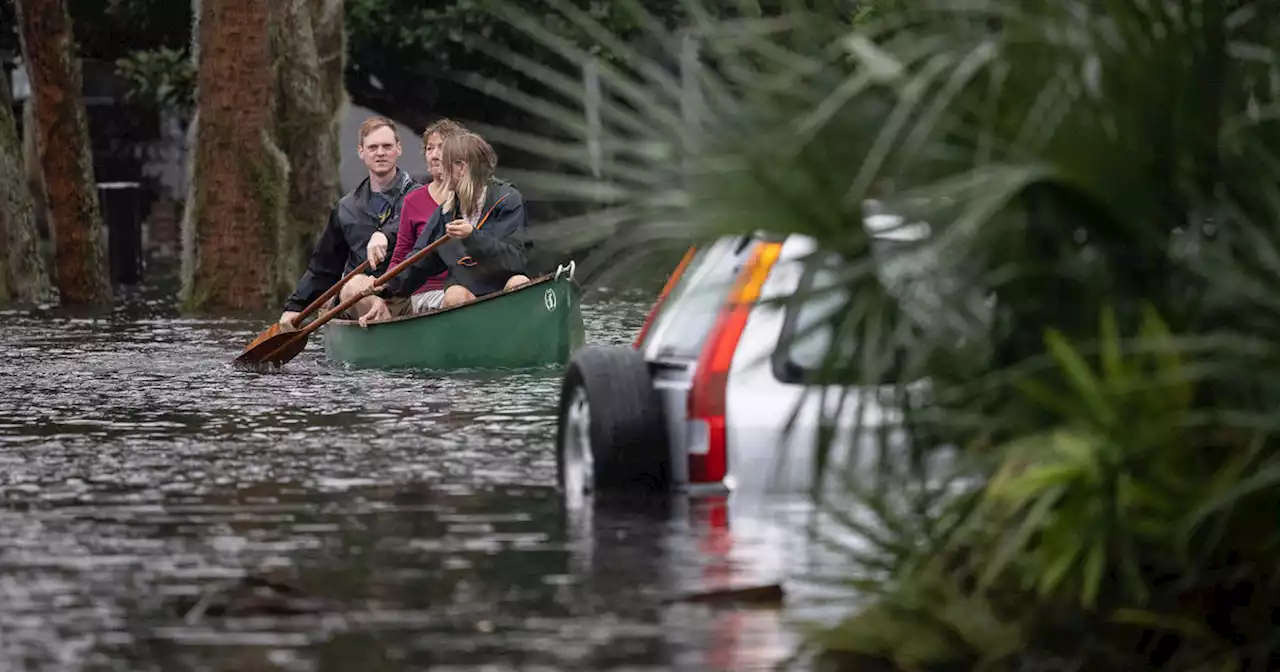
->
xmin=0 ymin=287 xmax=832 ymax=671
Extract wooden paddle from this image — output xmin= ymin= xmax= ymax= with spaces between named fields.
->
xmin=234 ymin=234 xmax=454 ymax=370
xmin=236 ymin=259 xmax=372 ymax=364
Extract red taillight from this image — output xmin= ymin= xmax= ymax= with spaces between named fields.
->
xmin=687 ymin=242 xmax=782 ymax=484
xmin=634 ymin=245 xmax=699 ymax=349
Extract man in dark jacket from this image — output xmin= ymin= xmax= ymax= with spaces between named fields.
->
xmin=276 ymin=116 xmax=420 ymax=331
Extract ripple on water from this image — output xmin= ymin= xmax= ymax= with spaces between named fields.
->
xmin=0 ymin=290 xmax=821 ymax=671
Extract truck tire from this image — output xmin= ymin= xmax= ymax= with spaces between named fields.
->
xmin=556 ymin=345 xmax=670 ymax=496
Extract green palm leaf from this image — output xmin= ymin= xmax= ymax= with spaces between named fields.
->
xmin=470 ymin=0 xmax=1280 ymax=666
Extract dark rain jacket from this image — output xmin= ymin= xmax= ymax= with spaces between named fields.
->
xmin=283 ymin=169 xmax=420 ymax=312
xmin=383 ymin=179 xmax=530 ymax=299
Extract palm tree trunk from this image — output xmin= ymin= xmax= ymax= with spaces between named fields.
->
xmin=181 ymin=0 xmax=288 ymax=313
xmin=0 ymin=66 xmax=54 ymax=306
xmin=14 ymin=0 xmax=112 ymax=307
xmin=272 ymin=0 xmax=346 ymax=295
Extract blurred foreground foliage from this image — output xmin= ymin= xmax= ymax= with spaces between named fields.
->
xmin=470 ymin=0 xmax=1280 ymax=668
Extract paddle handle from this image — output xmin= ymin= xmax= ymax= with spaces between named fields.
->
xmin=263 ymin=235 xmax=453 ymax=362
xmin=291 ymin=259 xmax=372 ymax=326
xmin=371 ymin=232 xmax=454 ymax=292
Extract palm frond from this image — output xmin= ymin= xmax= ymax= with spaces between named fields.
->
xmin=472 ymin=0 xmax=1280 ymax=667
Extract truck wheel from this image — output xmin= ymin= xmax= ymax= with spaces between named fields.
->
xmin=556 ymin=345 xmax=670 ymax=502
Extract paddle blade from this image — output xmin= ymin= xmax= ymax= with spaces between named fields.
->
xmin=234 ymin=330 xmax=310 ymax=370
xmin=241 ymin=323 xmax=282 ymax=355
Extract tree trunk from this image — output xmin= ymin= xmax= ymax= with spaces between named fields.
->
xmin=0 ymin=66 xmax=55 ymax=306
xmin=22 ymin=100 xmax=51 ymax=254
xmin=14 ymin=0 xmax=112 ymax=307
xmin=272 ymin=0 xmax=346 ymax=294
xmin=181 ymin=0 xmax=288 ymax=313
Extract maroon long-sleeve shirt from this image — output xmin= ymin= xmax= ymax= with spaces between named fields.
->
xmin=390 ymin=186 xmax=448 ymax=293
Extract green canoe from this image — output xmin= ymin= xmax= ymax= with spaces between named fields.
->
xmin=322 ymin=270 xmax=585 ymax=371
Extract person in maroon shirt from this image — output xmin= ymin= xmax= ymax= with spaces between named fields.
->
xmin=369 ymin=118 xmax=470 ymax=320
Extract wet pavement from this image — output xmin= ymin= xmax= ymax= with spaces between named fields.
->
xmin=0 ymin=286 xmax=839 ymax=671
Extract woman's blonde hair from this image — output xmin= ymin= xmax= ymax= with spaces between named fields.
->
xmin=442 ymin=132 xmax=498 ymax=218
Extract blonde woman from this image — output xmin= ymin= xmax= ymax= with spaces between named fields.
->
xmin=363 ymin=132 xmax=530 ymax=324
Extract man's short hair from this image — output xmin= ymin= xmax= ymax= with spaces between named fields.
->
xmin=358 ymin=116 xmax=399 ymax=146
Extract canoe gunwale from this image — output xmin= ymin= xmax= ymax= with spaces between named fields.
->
xmin=328 ymin=271 xmax=575 ymax=329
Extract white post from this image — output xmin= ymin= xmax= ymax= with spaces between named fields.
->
xmin=583 ymin=58 xmax=603 ymax=179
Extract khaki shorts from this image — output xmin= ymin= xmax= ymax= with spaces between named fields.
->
xmin=326 ymin=296 xmax=362 ymax=320
xmin=327 ymin=289 xmax=444 ymax=321
xmin=386 ymin=289 xmax=446 ymax=317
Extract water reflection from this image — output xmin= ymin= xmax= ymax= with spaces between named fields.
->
xmin=0 ymin=477 xmax=802 ymax=670
xmin=0 ymin=288 xmax=815 ymax=670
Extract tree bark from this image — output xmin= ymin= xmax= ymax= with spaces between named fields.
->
xmin=22 ymin=100 xmax=50 ymax=252
xmin=272 ymin=0 xmax=346 ymax=294
xmin=181 ymin=0 xmax=288 ymax=313
xmin=0 ymin=65 xmax=55 ymax=305
xmin=14 ymin=0 xmax=112 ymax=307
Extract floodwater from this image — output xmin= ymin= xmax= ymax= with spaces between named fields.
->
xmin=0 ymin=283 xmax=841 ymax=672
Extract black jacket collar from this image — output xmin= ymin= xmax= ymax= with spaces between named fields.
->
xmin=352 ymin=168 xmax=415 ymax=217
